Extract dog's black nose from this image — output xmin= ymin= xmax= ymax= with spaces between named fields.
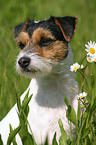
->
xmin=18 ymin=57 xmax=30 ymax=68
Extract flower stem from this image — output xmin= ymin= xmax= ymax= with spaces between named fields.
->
xmin=81 ymin=55 xmax=87 ymax=64
xmin=78 ymin=70 xmax=91 ymax=98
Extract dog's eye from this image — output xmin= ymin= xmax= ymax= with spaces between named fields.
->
xmin=17 ymin=42 xmax=25 ymax=50
xmin=39 ymin=37 xmax=53 ymax=47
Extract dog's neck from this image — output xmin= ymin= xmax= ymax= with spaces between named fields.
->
xmin=30 ymin=45 xmax=77 ymax=108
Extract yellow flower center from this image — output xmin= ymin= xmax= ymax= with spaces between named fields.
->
xmin=89 ymin=48 xmax=95 ymax=54
xmin=94 ymin=59 xmax=96 ymax=62
xmin=80 ymin=95 xmax=84 ymax=99
xmin=73 ymin=66 xmax=78 ymax=71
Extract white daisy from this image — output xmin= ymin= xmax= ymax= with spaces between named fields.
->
xmin=85 ymin=41 xmax=96 ymax=57
xmin=70 ymin=62 xmax=80 ymax=72
xmin=87 ymin=56 xmax=94 ymax=63
xmin=77 ymin=92 xmax=87 ymax=99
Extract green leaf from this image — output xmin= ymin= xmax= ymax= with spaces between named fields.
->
xmin=44 ymin=136 xmax=48 ymax=145
xmin=81 ymin=127 xmax=89 ymax=139
xmin=0 ymin=134 xmax=3 ymax=145
xmin=20 ymin=132 xmax=36 ymax=145
xmin=22 ymin=90 xmax=30 ymax=103
xmin=77 ymin=101 xmax=80 ymax=123
xmin=18 ymin=92 xmax=36 ymax=145
xmin=19 ymin=93 xmax=32 ymax=125
xmin=16 ymin=93 xmax=21 ymax=113
xmin=92 ymin=139 xmax=96 ymax=145
xmin=58 ymin=119 xmax=67 ymax=145
xmin=76 ymin=117 xmax=87 ymax=144
xmin=64 ymin=97 xmax=69 ymax=107
xmin=52 ymin=132 xmax=58 ymax=145
xmin=7 ymin=125 xmax=21 ymax=145
xmin=27 ymin=133 xmax=37 ymax=145
xmin=88 ymin=102 xmax=96 ymax=122
xmin=21 ymin=94 xmax=32 ymax=112
xmin=81 ymin=117 xmax=88 ymax=138
xmin=66 ymin=105 xmax=77 ymax=127
xmin=9 ymin=124 xmax=17 ymax=145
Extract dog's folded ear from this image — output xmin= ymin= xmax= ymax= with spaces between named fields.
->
xmin=14 ymin=19 xmax=34 ymax=38
xmin=50 ymin=16 xmax=78 ymax=42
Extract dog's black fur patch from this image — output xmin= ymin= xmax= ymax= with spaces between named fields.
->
xmin=14 ymin=16 xmax=77 ymax=43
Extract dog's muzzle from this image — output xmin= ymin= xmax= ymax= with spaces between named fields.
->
xmin=18 ymin=57 xmax=30 ymax=68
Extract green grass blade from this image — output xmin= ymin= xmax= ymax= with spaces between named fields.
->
xmin=52 ymin=132 xmax=58 ymax=145
xmin=58 ymin=119 xmax=67 ymax=145
xmin=66 ymin=105 xmax=77 ymax=127
xmin=7 ymin=125 xmax=21 ymax=145
xmin=0 ymin=134 xmax=3 ymax=145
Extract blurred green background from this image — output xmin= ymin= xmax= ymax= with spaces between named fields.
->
xmin=0 ymin=0 xmax=96 ymax=120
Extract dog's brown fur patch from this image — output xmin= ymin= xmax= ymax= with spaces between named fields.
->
xmin=15 ymin=32 xmax=29 ymax=45
xmin=32 ymin=28 xmax=55 ymax=43
xmin=29 ymin=28 xmax=68 ymax=62
xmin=42 ymin=41 xmax=68 ymax=61
xmin=36 ymin=41 xmax=67 ymax=62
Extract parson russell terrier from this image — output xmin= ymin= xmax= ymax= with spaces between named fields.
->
xmin=0 ymin=16 xmax=78 ymax=144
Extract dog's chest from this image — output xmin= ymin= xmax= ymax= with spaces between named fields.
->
xmin=27 ymin=78 xmax=67 ymax=123
xmin=26 ymin=78 xmax=77 ymax=144
xmin=27 ymin=96 xmax=68 ymax=144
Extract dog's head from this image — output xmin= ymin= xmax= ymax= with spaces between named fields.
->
xmin=14 ymin=16 xmax=78 ymax=78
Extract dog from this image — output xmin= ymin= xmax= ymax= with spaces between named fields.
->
xmin=0 ymin=16 xmax=78 ymax=144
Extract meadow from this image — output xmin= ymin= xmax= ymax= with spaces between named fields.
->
xmin=0 ymin=0 xmax=96 ymax=144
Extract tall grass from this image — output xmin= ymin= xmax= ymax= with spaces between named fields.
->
xmin=0 ymin=0 xmax=96 ymax=120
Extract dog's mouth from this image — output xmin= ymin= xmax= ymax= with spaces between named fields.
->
xmin=16 ymin=53 xmax=52 ymax=78
xmin=22 ymin=67 xmax=41 ymax=73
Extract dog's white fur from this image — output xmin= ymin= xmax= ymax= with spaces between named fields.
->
xmin=0 ymin=44 xmax=78 ymax=145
